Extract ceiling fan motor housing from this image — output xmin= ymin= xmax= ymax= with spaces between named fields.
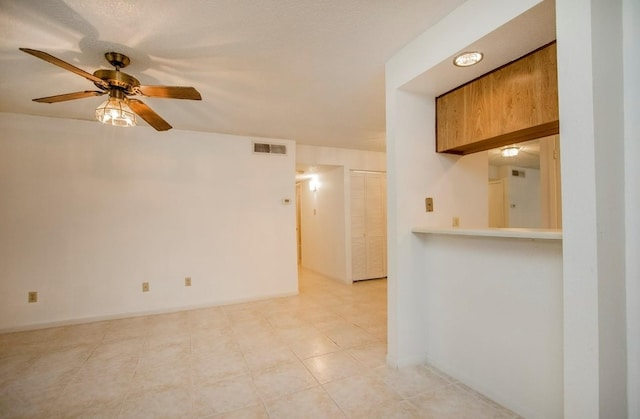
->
xmin=92 ymin=52 xmax=138 ymax=93
xmin=93 ymin=69 xmax=140 ymax=93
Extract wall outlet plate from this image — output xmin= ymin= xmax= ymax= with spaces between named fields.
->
xmin=185 ymin=277 xmax=192 ymax=287
xmin=425 ymin=197 xmax=434 ymax=212
xmin=142 ymin=282 xmax=150 ymax=292
xmin=28 ymin=291 xmax=38 ymax=303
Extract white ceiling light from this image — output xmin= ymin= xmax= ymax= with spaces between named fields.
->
xmin=501 ymin=146 xmax=520 ymax=157
xmin=453 ymin=51 xmax=484 ymax=67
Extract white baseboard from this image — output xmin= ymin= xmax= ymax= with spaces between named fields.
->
xmin=0 ymin=290 xmax=298 ymax=334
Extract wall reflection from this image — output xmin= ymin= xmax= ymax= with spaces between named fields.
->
xmin=488 ymin=135 xmax=562 ymax=229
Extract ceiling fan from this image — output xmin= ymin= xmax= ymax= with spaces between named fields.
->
xmin=19 ymin=48 xmax=202 ymax=131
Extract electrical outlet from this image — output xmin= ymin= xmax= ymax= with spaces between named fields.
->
xmin=425 ymin=197 xmax=434 ymax=212
xmin=185 ymin=277 xmax=191 ymax=287
xmin=452 ymin=216 xmax=460 ymax=227
xmin=142 ymin=282 xmax=150 ymax=292
xmin=28 ymin=291 xmax=38 ymax=303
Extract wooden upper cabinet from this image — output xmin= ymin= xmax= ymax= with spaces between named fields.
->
xmin=436 ymin=42 xmax=559 ymax=154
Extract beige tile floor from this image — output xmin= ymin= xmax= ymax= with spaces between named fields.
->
xmin=0 ymin=269 xmax=519 ymax=418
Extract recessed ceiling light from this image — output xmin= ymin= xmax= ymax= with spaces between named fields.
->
xmin=453 ymin=51 xmax=484 ymax=67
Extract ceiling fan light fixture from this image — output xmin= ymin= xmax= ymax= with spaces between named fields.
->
xmin=95 ymin=96 xmax=136 ymax=128
xmin=453 ymin=51 xmax=484 ymax=67
xmin=501 ymin=146 xmax=520 ymax=157
xmin=21 ymin=48 xmax=202 ymax=131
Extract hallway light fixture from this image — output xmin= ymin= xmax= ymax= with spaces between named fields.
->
xmin=309 ymin=175 xmax=319 ymax=192
xmin=501 ymin=146 xmax=520 ymax=157
xmin=453 ymin=51 xmax=483 ymax=67
xmin=95 ymin=90 xmax=136 ymax=128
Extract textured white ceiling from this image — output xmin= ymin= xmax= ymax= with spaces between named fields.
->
xmin=0 ymin=1 xmax=554 ymax=152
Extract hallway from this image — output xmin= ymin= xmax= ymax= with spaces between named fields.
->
xmin=0 ymin=269 xmax=517 ymax=418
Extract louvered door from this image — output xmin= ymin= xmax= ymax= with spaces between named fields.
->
xmin=351 ymin=172 xmax=387 ymax=281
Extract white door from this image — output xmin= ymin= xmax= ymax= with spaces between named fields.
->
xmin=351 ymin=172 xmax=387 ymax=281
xmin=296 ymin=183 xmax=302 ymax=265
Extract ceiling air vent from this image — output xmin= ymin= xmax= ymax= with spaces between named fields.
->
xmin=253 ymin=142 xmax=287 ymax=155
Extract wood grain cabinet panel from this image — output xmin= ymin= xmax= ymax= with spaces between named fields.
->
xmin=436 ymin=43 xmax=558 ymax=154
xmin=435 ymin=87 xmax=467 ymax=151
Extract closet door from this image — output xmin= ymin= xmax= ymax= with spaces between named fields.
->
xmin=351 ymin=172 xmax=387 ymax=281
xmin=351 ymin=173 xmax=367 ymax=280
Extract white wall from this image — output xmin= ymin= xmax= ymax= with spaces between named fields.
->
xmin=418 ymin=234 xmax=563 ymax=419
xmin=488 ymin=164 xmax=500 ymax=180
xmin=624 ymin=0 xmax=640 ymax=417
xmin=556 ymin=0 xmax=629 ymax=417
xmin=0 ymin=113 xmax=298 ymax=331
xmin=299 ymin=166 xmax=347 ymax=282
xmin=297 ymin=144 xmax=386 ymax=172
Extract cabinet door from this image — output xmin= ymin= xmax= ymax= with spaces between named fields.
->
xmin=351 ymin=172 xmax=387 ymax=281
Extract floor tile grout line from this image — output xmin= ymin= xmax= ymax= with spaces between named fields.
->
xmin=0 ymin=271 xmax=517 ymax=418
xmin=49 ymin=340 xmax=103 ymax=407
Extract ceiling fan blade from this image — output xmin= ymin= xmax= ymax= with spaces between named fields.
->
xmin=127 ymin=99 xmax=172 ymax=131
xmin=136 ymin=86 xmax=202 ymax=100
xmin=20 ymin=48 xmax=109 ymax=89
xmin=33 ymin=90 xmax=106 ymax=103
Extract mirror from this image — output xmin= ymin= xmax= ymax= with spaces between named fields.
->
xmin=488 ymin=135 xmax=562 ymax=229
